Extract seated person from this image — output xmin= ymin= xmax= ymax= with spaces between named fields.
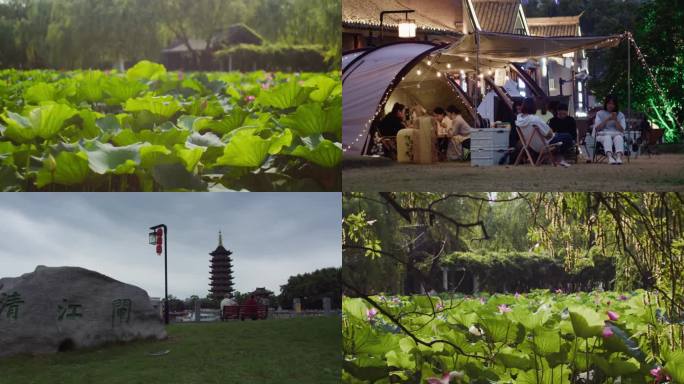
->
xmin=445 ymin=105 xmax=472 ymax=160
xmin=594 ymin=95 xmax=626 ymax=165
xmin=548 ymin=103 xmax=577 ymax=157
xmin=378 ymin=102 xmax=406 ymax=137
xmin=535 ymin=96 xmax=554 ymax=123
xmin=500 ymin=100 xmax=523 ymax=165
xmin=220 ymin=293 xmax=237 ymax=319
xmin=433 ymin=107 xmax=452 ymax=160
xmin=516 ymin=98 xmax=573 ymax=167
xmin=242 ymin=295 xmax=259 ymax=320
xmin=220 ymin=293 xmax=237 ymax=309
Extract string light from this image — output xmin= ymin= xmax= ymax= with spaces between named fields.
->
xmin=344 ymin=32 xmax=680 ymax=152
xmin=627 ymin=32 xmax=668 ymax=107
xmin=626 ymin=31 xmax=682 ymax=140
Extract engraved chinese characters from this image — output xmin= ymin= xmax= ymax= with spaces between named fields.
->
xmin=0 ymin=292 xmax=24 ymax=320
xmin=112 ymin=298 xmax=132 ymax=327
xmin=0 ymin=266 xmax=166 ymax=358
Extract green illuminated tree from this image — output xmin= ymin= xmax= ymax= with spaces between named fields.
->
xmin=588 ymin=0 xmax=683 ymax=142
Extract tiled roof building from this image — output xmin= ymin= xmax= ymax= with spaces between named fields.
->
xmin=527 ymin=15 xmax=582 ymax=37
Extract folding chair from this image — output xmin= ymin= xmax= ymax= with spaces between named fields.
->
xmin=592 ymin=129 xmax=630 ymax=164
xmin=380 ymin=136 xmax=397 ymax=160
xmin=576 ymin=123 xmax=589 ymax=163
xmin=643 ymin=129 xmax=664 ymax=157
xmin=514 ymin=125 xmax=560 ymax=166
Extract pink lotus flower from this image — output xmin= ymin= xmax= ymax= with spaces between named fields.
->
xmin=602 ymin=326 xmax=614 ymax=339
xmin=245 ymin=95 xmax=256 ymax=103
xmin=498 ymin=304 xmax=512 ymax=314
xmin=619 ymin=294 xmax=628 ymax=301
xmin=426 ymin=371 xmax=464 ymax=384
xmin=555 ymin=288 xmax=563 ymax=294
xmin=514 ymin=292 xmax=521 ymax=299
xmin=479 ymin=297 xmax=486 ymax=304
xmin=436 ymin=301 xmax=444 ymax=311
xmin=650 ymin=366 xmax=671 ymax=383
xmin=607 ymin=311 xmax=619 ymax=321
xmin=366 ymin=308 xmax=378 ymax=322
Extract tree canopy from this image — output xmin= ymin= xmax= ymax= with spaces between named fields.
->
xmin=523 ymin=0 xmax=682 ymax=142
xmin=278 ymin=267 xmax=341 ymax=310
xmin=343 ymin=192 xmax=683 ymax=320
xmin=0 ymin=0 xmax=340 ymax=70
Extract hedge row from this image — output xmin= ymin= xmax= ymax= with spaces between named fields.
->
xmin=215 ymin=43 xmax=330 ymax=72
xmin=440 ymin=251 xmax=615 ymax=293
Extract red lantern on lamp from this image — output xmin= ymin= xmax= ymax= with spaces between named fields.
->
xmin=156 ymin=228 xmax=163 ymax=255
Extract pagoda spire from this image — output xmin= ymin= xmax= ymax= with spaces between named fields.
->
xmin=208 ymin=231 xmax=234 ymax=301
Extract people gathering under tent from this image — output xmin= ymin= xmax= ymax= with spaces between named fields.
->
xmin=371 ymin=93 xmax=638 ymax=167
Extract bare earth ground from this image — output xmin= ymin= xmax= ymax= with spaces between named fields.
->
xmin=343 ymin=153 xmax=684 ymax=192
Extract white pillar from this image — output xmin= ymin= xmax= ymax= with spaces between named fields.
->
xmin=441 ymin=266 xmax=449 ymax=291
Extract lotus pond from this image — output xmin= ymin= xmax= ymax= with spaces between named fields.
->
xmin=342 ymin=291 xmax=684 ymax=383
xmin=0 ymin=61 xmax=341 ymax=191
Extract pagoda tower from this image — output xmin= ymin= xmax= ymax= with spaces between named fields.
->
xmin=208 ymin=231 xmax=235 ymax=301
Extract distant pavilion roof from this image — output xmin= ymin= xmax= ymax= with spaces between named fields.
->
xmin=527 ymin=15 xmax=582 ymax=37
xmin=163 ymin=24 xmax=263 ymax=53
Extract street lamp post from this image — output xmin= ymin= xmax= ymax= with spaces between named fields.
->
xmin=149 ymin=224 xmax=169 ymax=325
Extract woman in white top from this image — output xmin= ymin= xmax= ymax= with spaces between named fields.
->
xmin=516 ymin=98 xmax=573 ymax=167
xmin=445 ymin=105 xmax=472 ymax=160
xmin=593 ymin=95 xmax=626 ymax=164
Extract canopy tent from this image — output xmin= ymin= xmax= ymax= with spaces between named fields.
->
xmin=342 ymin=32 xmax=625 ymax=155
xmin=343 ymin=42 xmax=441 ymax=153
xmin=437 ymin=32 xmax=623 ymax=63
xmin=342 ymin=49 xmax=369 ymax=72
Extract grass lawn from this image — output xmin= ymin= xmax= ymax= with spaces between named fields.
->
xmin=343 ymin=153 xmax=684 ymax=192
xmin=0 ymin=316 xmax=341 ymax=384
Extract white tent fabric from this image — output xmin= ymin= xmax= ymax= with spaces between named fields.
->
xmin=503 ymin=79 xmax=521 ymax=96
xmin=342 ymin=50 xmax=367 ymax=72
xmin=438 ymin=32 xmax=624 ymax=62
xmin=477 ymin=91 xmax=496 ymax=124
xmin=342 ymin=43 xmax=438 ymax=154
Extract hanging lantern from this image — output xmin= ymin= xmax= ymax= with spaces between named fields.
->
xmin=398 ymin=19 xmax=417 ymax=38
xmin=494 ymin=68 xmax=507 ymax=86
xmin=156 ymin=228 xmax=163 ymax=255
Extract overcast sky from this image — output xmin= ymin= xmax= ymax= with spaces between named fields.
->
xmin=0 ymin=193 xmax=341 ymax=300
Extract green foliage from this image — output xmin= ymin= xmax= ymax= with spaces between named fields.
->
xmin=0 ymin=62 xmax=341 ymax=191
xmin=343 ymin=291 xmax=682 ymax=383
xmin=441 ymin=251 xmax=614 ymax=292
xmin=216 ymin=44 xmax=330 ymax=72
xmin=0 ymin=0 xmax=340 ymax=71
xmin=278 ymin=267 xmax=341 ymax=310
